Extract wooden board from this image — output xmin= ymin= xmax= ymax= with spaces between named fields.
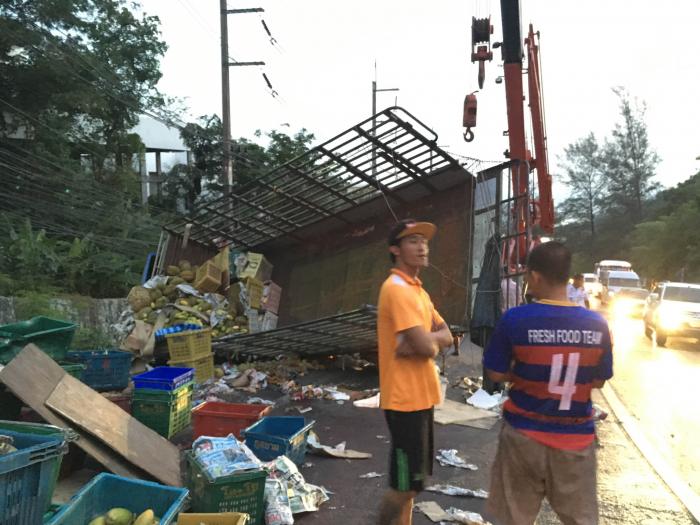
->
xmin=47 ymin=374 xmax=182 ymax=487
xmin=0 ymin=345 xmax=180 ymax=485
xmin=434 ymin=398 xmax=499 ymax=426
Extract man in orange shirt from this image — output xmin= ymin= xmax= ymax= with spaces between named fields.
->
xmin=377 ymin=219 xmax=454 ymax=525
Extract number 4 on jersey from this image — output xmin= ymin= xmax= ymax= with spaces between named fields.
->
xmin=548 ymin=353 xmax=580 ymax=410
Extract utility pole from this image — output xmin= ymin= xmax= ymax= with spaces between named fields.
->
xmin=220 ymin=2 xmax=265 ymax=193
xmin=371 ymin=63 xmax=399 ymax=176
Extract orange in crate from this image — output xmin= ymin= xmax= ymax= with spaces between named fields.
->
xmin=192 ymin=401 xmax=272 ymax=439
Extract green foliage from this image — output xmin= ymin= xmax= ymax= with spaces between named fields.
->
xmin=0 ymin=1 xmax=171 ymax=296
xmin=154 ymin=116 xmax=316 ymax=214
xmin=629 ymin=173 xmax=700 ymax=282
xmin=0 ymin=217 xmax=141 ymax=297
xmin=557 ymin=133 xmax=606 ymax=251
xmin=600 ymin=88 xmax=660 ymax=221
xmin=13 ymin=291 xmax=64 ymax=320
xmin=71 ymin=326 xmax=114 ymax=349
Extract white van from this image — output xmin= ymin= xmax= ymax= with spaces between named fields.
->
xmin=582 ymin=272 xmax=601 ymax=298
xmin=602 ymin=270 xmax=641 ymax=304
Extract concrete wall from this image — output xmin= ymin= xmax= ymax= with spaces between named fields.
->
xmin=0 ymin=296 xmax=128 ymax=337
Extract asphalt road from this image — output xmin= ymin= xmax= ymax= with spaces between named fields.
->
xmin=606 ymin=312 xmax=700 ymax=497
xmin=53 ymin=335 xmax=698 ymax=523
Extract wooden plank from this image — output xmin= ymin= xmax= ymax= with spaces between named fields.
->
xmin=0 ymin=345 xmax=179 ymax=485
xmin=434 ymin=399 xmax=498 ymax=426
xmin=46 ymin=374 xmax=182 ymax=487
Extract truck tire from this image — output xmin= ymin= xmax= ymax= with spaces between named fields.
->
xmin=656 ymin=331 xmax=668 ymax=347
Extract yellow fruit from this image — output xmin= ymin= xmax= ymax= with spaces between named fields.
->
xmin=133 ymin=509 xmax=155 ymax=525
xmin=180 ymin=270 xmax=195 ymax=282
xmin=88 ymin=517 xmax=106 ymax=525
xmin=166 ymin=265 xmax=180 ymax=276
xmin=178 ymin=260 xmax=192 ymax=271
xmin=105 ymin=508 xmax=133 ymax=525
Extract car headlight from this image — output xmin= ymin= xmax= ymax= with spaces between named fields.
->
xmin=658 ymin=305 xmax=682 ymax=330
xmin=613 ymin=299 xmax=635 ymax=317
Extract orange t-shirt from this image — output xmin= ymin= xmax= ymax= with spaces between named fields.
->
xmin=377 ymin=268 xmax=444 ymax=412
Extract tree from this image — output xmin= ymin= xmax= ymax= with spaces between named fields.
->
xmin=630 ymin=172 xmax=700 ymax=281
xmin=0 ymin=1 xmax=172 ymax=294
xmin=601 ymin=88 xmax=660 ymax=222
xmin=557 ymin=133 xmax=605 ymax=247
xmin=0 ymin=0 xmax=171 ymax=169
xmin=155 ymin=117 xmax=316 ymax=214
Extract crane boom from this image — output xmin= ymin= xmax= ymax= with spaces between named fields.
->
xmin=466 ymin=0 xmax=555 ymax=236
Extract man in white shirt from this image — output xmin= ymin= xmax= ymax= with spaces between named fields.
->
xmin=567 ymin=273 xmax=590 ymax=308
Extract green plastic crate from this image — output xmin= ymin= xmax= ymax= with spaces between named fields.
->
xmin=59 ymin=362 xmax=85 ymax=379
xmin=133 ymin=382 xmax=194 ymax=402
xmin=132 ymin=387 xmax=193 ymax=438
xmin=186 ymin=453 xmax=266 ymax=525
xmin=0 ymin=316 xmax=76 ymax=365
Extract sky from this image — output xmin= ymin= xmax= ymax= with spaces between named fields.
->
xmin=138 ymin=0 xmax=700 ymax=200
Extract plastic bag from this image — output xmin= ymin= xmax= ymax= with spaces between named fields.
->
xmin=193 ymin=435 xmax=262 ymax=478
xmin=264 ymin=478 xmax=294 ymax=525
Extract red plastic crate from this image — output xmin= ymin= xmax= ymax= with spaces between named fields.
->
xmin=192 ymin=402 xmax=272 ymax=439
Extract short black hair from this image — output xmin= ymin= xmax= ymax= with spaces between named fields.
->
xmin=388 ymin=218 xmax=416 ymax=263
xmin=526 ymin=241 xmax=571 ymax=284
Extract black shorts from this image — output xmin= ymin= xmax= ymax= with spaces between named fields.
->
xmin=384 ymin=407 xmax=434 ymax=492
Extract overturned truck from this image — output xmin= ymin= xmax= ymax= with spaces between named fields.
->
xmin=153 ymin=107 xmax=479 ymax=358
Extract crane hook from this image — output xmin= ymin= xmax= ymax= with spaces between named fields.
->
xmin=463 ymin=128 xmax=475 ymax=142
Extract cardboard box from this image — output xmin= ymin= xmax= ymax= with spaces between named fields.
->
xmin=238 ymin=252 xmax=273 ymax=282
xmin=262 ymin=281 xmax=282 ymax=315
xmin=261 ymin=311 xmax=278 ymax=332
xmin=245 ymin=308 xmax=261 ymax=333
xmin=194 ymin=260 xmax=222 ymax=293
xmin=243 ymin=277 xmax=264 ymax=310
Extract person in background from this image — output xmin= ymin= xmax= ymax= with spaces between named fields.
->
xmin=376 ymin=219 xmax=453 ymax=525
xmin=482 ymin=242 xmax=613 ymax=525
xmin=567 ymin=273 xmax=590 ymax=308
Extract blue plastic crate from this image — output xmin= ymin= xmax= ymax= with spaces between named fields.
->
xmin=67 ymin=349 xmax=132 ymax=392
xmin=0 ymin=429 xmax=67 ymax=525
xmin=241 ymin=417 xmax=314 ymax=466
xmin=155 ymin=324 xmax=202 ymax=341
xmin=132 ymin=367 xmax=195 ymax=391
xmin=46 ymin=473 xmax=189 ymax=525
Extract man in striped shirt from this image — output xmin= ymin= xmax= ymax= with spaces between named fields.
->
xmin=483 ymin=241 xmax=613 ymax=525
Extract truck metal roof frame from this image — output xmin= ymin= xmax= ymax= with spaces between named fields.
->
xmin=212 ymin=306 xmax=377 ymax=358
xmin=163 ymin=107 xmax=460 ymax=249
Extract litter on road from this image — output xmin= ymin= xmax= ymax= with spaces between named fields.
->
xmin=359 ymin=472 xmax=385 ymax=479
xmin=436 ymin=449 xmax=478 ymax=471
xmin=442 ymin=506 xmax=489 ymax=524
xmin=425 ymin=484 xmax=488 ymax=499
xmin=353 ymin=392 xmax=381 ymax=408
xmin=307 ymin=431 xmax=372 ymax=459
xmin=414 ymin=500 xmax=451 ymax=522
xmin=466 ymin=388 xmax=504 ymax=411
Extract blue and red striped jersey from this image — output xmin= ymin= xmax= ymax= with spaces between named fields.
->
xmin=483 ymin=299 xmax=613 ymax=450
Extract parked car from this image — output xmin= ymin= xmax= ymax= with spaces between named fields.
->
xmin=643 ymin=282 xmax=700 ymax=347
xmin=610 ymin=287 xmax=649 ymax=318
